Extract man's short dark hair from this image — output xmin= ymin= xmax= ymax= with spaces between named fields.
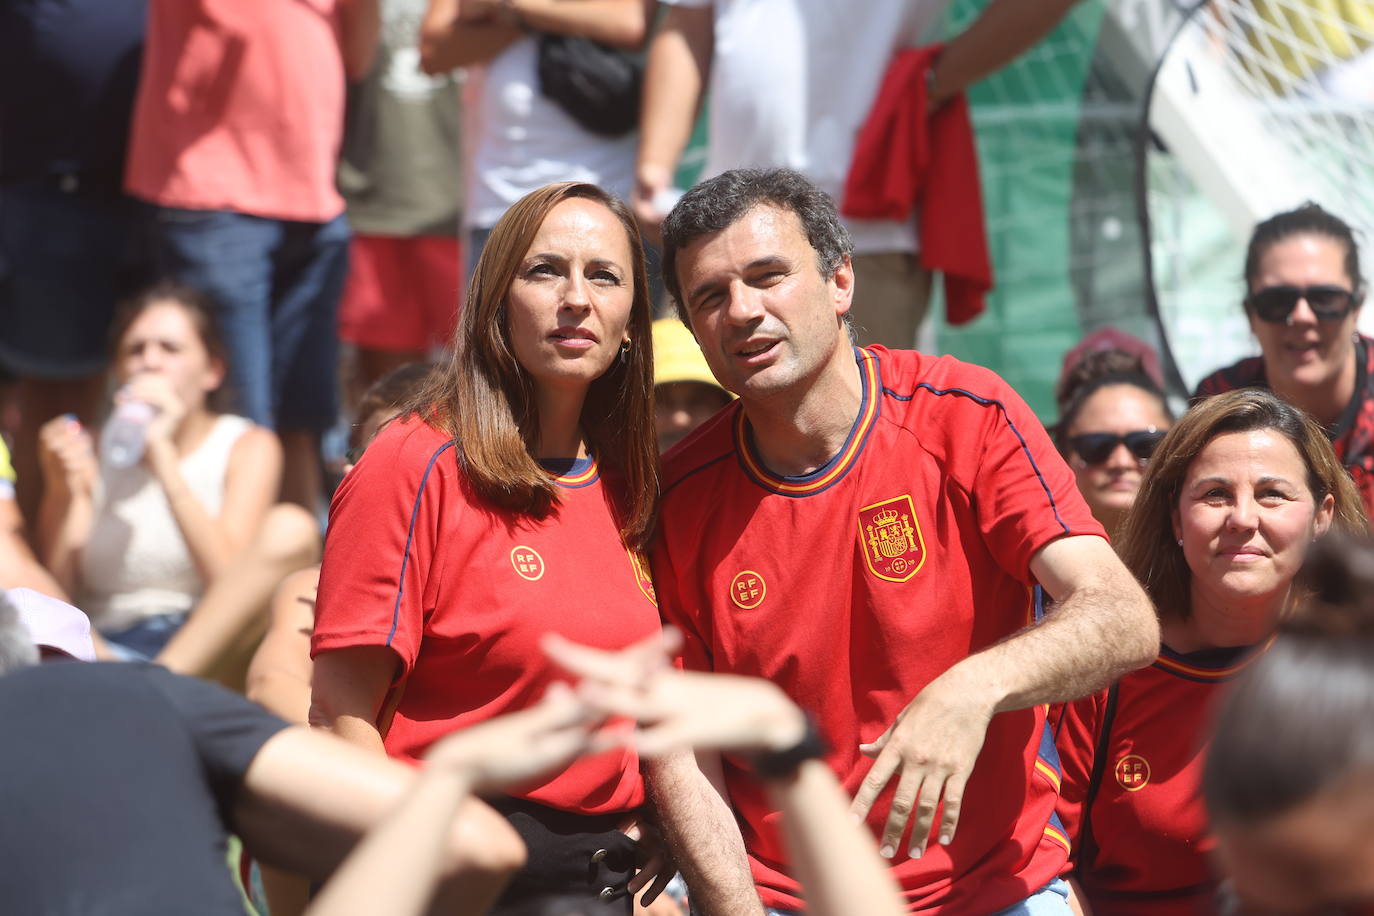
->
xmin=661 ymin=168 xmax=854 ymax=323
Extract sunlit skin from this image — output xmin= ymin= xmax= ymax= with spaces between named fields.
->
xmin=1248 ymin=234 xmax=1361 ymax=426
xmin=1066 ymin=384 xmax=1171 ymax=534
xmin=675 ymin=204 xmax=858 ymax=476
xmin=1167 ymin=429 xmax=1333 ymax=652
xmin=654 ymin=381 xmax=731 ymax=453
xmin=505 ymin=198 xmax=635 ymax=455
xmin=114 ymin=303 xmax=225 ymax=414
xmin=1215 ymin=771 xmax=1374 ymax=914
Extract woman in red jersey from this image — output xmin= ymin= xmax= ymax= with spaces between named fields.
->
xmin=1055 ymin=388 xmax=1367 ymax=915
xmin=309 ymin=181 xmax=664 ymax=914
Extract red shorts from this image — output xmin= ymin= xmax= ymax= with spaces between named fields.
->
xmin=338 ymin=234 xmax=462 ymax=352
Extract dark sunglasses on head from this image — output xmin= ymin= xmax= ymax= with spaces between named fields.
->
xmin=1245 ymin=284 xmax=1360 ymax=323
xmin=1068 ymin=428 xmax=1166 ymax=466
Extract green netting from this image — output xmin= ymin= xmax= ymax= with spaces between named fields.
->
xmin=933 ymin=0 xmax=1113 ymax=419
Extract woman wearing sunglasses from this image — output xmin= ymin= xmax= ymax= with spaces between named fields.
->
xmin=1195 ymin=203 xmax=1372 ymax=516
xmin=1054 ymin=348 xmax=1173 ymax=535
xmin=1053 ymin=388 xmax=1367 ymax=915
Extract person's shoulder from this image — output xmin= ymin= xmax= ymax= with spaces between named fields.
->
xmin=870 ymin=345 xmax=1021 ymax=415
xmin=660 ymin=400 xmax=742 ymax=499
xmin=1193 ymin=355 xmax=1266 ymax=399
xmin=226 ymin=418 xmax=283 ymax=461
xmin=365 ymin=414 xmax=457 ymax=466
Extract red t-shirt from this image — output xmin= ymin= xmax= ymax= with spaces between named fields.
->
xmin=312 ymin=418 xmax=659 ymax=814
xmin=1055 ymin=643 xmax=1266 ymax=915
xmin=653 ymin=346 xmax=1104 ymax=912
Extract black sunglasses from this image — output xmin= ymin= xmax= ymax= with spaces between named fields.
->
xmin=1067 ymin=428 xmax=1166 ymax=466
xmin=1245 ymin=284 xmax=1360 ymax=323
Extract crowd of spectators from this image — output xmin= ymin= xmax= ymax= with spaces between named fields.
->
xmin=3 ymin=1 xmax=1374 ymax=915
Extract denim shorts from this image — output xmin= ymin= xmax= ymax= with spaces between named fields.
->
xmin=102 ymin=611 xmax=190 ymax=661
xmin=761 ymin=877 xmax=1072 ymax=916
xmin=148 ymin=206 xmax=350 ymax=431
xmin=0 ymin=180 xmax=151 ymax=379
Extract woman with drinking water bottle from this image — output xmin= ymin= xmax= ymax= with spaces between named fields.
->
xmin=36 ymin=282 xmax=281 ymax=659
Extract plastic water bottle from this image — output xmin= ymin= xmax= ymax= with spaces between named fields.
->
xmin=101 ymin=400 xmax=156 ymax=469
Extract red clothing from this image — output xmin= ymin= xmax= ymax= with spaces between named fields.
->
xmin=653 ymin=346 xmax=1104 ymax=912
xmin=841 ymin=46 xmax=992 ymax=326
xmin=312 ymin=418 xmax=658 ymax=814
xmin=126 ymin=0 xmax=347 ymax=222
xmin=1055 ymin=644 xmax=1265 ymax=915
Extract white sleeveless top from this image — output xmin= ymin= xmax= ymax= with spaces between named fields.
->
xmin=79 ymin=414 xmax=253 ymax=632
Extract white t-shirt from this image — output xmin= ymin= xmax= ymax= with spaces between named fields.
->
xmin=464 ymin=36 xmax=638 ymax=231
xmin=669 ymin=0 xmax=952 ymax=254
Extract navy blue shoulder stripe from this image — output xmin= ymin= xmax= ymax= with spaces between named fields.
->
xmin=661 ymin=449 xmax=735 ymax=500
xmin=387 ymin=439 xmax=458 ymax=647
xmin=892 ymin=383 xmax=1070 ymax=536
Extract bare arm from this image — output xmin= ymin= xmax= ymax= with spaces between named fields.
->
xmin=234 ymin=726 xmax=524 ymax=916
xmin=338 ymin=0 xmax=382 ymax=81
xmin=852 ymin=535 xmax=1157 ymax=858
xmin=647 ymin=750 xmax=764 ymax=916
xmin=504 ymin=0 xmax=653 ymax=49
xmin=146 ymin=425 xmax=282 ymax=585
xmin=306 ymin=687 xmax=595 ymax=916
xmin=419 ymin=0 xmax=523 ymax=72
xmin=310 ymin=644 xmax=401 ymax=755
xmin=764 ymin=761 xmax=905 ymax=916
xmin=927 ymin=0 xmax=1081 ymax=106
xmin=0 ymin=499 xmax=69 ymax=598
xmin=632 ymin=3 xmax=712 ymax=235
xmin=35 ymin=415 xmax=98 ymax=595
xmin=544 ymin=634 xmax=903 ymax=916
xmin=245 ymin=565 xmax=322 ymax=724
xmin=157 ymin=504 xmax=319 ymax=685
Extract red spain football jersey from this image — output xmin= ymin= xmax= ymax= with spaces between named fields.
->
xmin=1055 ymin=643 xmax=1267 ymax=915
xmin=312 ymin=418 xmax=660 ymax=815
xmin=653 ymin=346 xmax=1105 ymax=912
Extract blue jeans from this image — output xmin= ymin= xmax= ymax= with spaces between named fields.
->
xmin=762 ymin=878 xmax=1071 ymax=916
xmin=149 ymin=207 xmax=349 ymax=431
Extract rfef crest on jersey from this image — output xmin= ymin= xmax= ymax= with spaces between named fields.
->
xmin=730 ymin=570 xmax=766 ymax=609
xmin=627 ymin=548 xmax=657 ymax=606
xmin=1115 ymin=754 xmax=1150 ymax=791
xmin=858 ymin=494 xmax=925 ymax=582
xmin=510 ymin=545 xmax=545 ymax=581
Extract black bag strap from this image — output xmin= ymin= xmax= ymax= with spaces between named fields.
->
xmin=1074 ymin=682 xmax=1120 ymax=876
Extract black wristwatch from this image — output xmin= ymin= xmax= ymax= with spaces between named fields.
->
xmin=750 ymin=714 xmax=829 ymax=780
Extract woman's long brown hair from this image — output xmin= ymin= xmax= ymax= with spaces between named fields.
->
xmin=409 ymin=182 xmax=658 ymax=547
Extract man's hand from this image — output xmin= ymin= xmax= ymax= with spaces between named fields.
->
xmin=849 ymin=666 xmax=996 ymax=859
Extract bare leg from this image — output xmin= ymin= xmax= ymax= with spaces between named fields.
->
xmin=279 ymin=429 xmax=324 ymax=517
xmin=157 ymin=503 xmax=321 ymax=689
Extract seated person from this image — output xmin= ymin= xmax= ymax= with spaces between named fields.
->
xmin=651 ymin=318 xmax=731 ymax=454
xmin=37 ymin=282 xmax=281 ymax=660
xmin=0 ymin=589 xmax=524 ymax=916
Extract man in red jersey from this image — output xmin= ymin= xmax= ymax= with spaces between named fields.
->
xmin=649 ymin=168 xmax=1158 ymax=916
